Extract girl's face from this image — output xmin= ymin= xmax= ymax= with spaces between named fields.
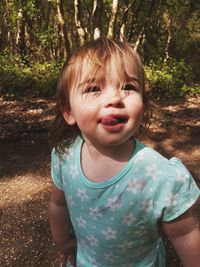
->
xmin=63 ymin=55 xmax=143 ymax=148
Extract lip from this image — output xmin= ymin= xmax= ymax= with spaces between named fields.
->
xmin=100 ymin=114 xmax=128 ymax=132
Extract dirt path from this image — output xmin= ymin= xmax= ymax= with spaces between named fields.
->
xmin=0 ymin=95 xmax=199 ymax=267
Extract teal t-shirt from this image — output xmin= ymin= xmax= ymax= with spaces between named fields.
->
xmin=51 ymin=136 xmax=199 ymax=267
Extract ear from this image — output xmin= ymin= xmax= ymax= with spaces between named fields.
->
xmin=62 ymin=110 xmax=76 ymax=125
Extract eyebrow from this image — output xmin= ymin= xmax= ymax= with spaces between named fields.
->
xmin=77 ymin=78 xmax=100 ymax=89
xmin=125 ymin=75 xmax=140 ymax=84
xmin=77 ymin=75 xmax=140 ymax=90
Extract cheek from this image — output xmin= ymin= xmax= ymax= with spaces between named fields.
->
xmin=138 ymin=103 xmax=144 ymax=122
xmin=129 ymin=96 xmax=143 ymax=113
xmin=137 ymin=102 xmax=144 ymax=126
xmin=72 ymin=104 xmax=96 ymax=126
xmin=128 ymin=98 xmax=144 ymax=125
xmin=138 ymin=101 xmax=144 ymax=116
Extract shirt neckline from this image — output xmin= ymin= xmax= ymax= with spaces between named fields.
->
xmin=75 ymin=136 xmax=142 ymax=189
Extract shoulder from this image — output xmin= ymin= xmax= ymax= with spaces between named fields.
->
xmin=134 ymin=140 xmax=197 ymax=184
xmin=134 ymin=141 xmax=199 ymax=221
xmin=134 ymin=140 xmax=169 ymax=171
xmin=51 ymin=135 xmax=82 ymax=164
xmin=50 ymin=136 xmax=82 ymax=190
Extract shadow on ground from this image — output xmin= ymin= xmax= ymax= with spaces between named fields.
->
xmin=0 ymin=95 xmax=199 ymax=266
xmin=0 ymin=140 xmax=50 ymax=179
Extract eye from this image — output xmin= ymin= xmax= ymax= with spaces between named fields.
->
xmin=122 ymin=84 xmax=135 ymax=91
xmin=85 ymin=86 xmax=101 ymax=93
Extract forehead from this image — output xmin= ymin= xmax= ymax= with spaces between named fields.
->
xmin=70 ymin=50 xmax=140 ymax=89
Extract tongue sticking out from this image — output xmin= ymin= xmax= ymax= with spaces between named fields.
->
xmin=101 ymin=115 xmax=126 ymax=126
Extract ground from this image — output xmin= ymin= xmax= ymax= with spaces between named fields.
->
xmin=0 ymin=94 xmax=199 ymax=267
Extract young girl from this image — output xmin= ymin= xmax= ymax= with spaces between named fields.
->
xmin=49 ymin=37 xmax=200 ymax=267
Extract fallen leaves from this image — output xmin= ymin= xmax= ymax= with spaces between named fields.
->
xmin=0 ymin=94 xmax=199 ymax=266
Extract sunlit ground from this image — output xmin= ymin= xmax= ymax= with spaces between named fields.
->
xmin=0 ymin=95 xmax=199 ymax=266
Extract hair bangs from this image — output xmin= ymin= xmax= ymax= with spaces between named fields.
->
xmin=68 ymin=40 xmax=136 ymax=93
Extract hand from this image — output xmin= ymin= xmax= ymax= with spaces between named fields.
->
xmin=58 ymin=238 xmax=77 ymax=267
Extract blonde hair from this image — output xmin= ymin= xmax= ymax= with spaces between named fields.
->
xmin=50 ymin=37 xmax=149 ymax=154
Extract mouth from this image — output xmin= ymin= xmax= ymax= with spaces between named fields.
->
xmin=116 ymin=117 xmax=128 ymax=123
xmin=100 ymin=115 xmax=128 ymax=126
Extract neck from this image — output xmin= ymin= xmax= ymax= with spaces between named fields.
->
xmin=83 ymin=138 xmax=135 ymax=162
xmin=81 ymin=138 xmax=135 ymax=182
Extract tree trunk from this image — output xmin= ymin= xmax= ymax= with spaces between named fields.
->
xmin=107 ymin=0 xmax=119 ymax=38
xmin=56 ymin=0 xmax=71 ymax=59
xmin=128 ymin=0 xmax=144 ymax=42
xmin=164 ymin=29 xmax=171 ymax=62
xmin=16 ymin=5 xmax=26 ymax=55
xmin=92 ymin=0 xmax=103 ymax=39
xmin=119 ymin=0 xmax=131 ymax=41
xmin=0 ymin=0 xmax=8 ymax=51
xmin=133 ymin=0 xmax=157 ymax=52
xmin=43 ymin=0 xmax=51 ymax=30
xmin=163 ymin=17 xmax=172 ymax=62
xmin=74 ymin=0 xmax=87 ymax=45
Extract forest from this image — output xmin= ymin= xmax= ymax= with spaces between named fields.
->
xmin=0 ymin=0 xmax=200 ymax=98
xmin=0 ymin=1 xmax=200 ymax=266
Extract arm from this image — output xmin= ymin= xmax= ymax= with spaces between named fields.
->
xmin=162 ymin=202 xmax=200 ymax=267
xmin=49 ymin=184 xmax=76 ymax=266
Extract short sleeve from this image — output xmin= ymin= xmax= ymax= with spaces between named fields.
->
xmin=51 ymin=148 xmax=63 ymax=191
xmin=153 ymin=157 xmax=200 ymax=222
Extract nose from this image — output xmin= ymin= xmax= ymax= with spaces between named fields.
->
xmin=104 ymin=90 xmax=123 ymax=108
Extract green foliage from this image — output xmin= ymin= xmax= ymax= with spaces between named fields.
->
xmin=23 ymin=0 xmax=37 ymax=19
xmin=1 ymin=0 xmax=199 ymax=99
xmin=182 ymin=84 xmax=200 ymax=94
xmin=32 ymin=61 xmax=61 ymax=96
xmin=1 ymin=51 xmax=199 ymax=99
xmin=0 ymin=51 xmax=62 ymax=98
xmin=145 ymin=58 xmax=195 ymax=98
xmin=38 ymin=28 xmax=58 ymax=49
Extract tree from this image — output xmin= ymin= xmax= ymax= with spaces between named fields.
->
xmin=161 ymin=0 xmax=194 ymax=62
xmin=0 ymin=0 xmax=199 ymax=69
xmin=128 ymin=0 xmax=144 ymax=42
xmin=133 ymin=0 xmax=157 ymax=52
xmin=119 ymin=0 xmax=134 ymax=41
xmin=56 ymin=0 xmax=71 ymax=58
xmin=107 ymin=0 xmax=119 ymax=38
xmin=16 ymin=4 xmax=26 ymax=55
xmin=74 ymin=0 xmax=87 ymax=45
xmin=92 ymin=0 xmax=103 ymax=39
xmin=0 ymin=0 xmax=8 ymax=51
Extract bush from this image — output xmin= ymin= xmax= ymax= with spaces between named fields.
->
xmin=145 ymin=58 xmax=194 ymax=98
xmin=0 ymin=51 xmax=62 ymax=98
xmin=0 ymin=52 xmax=199 ymax=99
xmin=182 ymin=84 xmax=200 ymax=94
xmin=29 ymin=61 xmax=61 ymax=96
